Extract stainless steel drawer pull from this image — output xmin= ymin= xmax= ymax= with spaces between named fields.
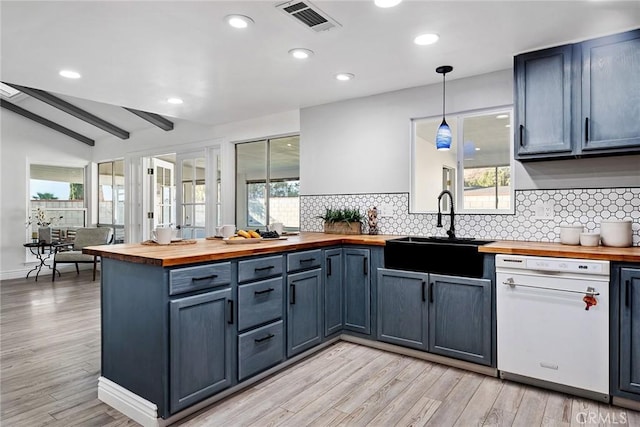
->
xmin=254 ymin=288 xmax=275 ymax=296
xmin=502 ymin=278 xmax=600 ymax=296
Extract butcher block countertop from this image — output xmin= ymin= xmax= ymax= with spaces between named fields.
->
xmin=480 ymin=240 xmax=640 ymax=262
xmin=84 ymin=232 xmax=396 ymax=267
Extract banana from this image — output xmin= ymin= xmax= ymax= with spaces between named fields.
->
xmin=248 ymin=230 xmax=261 ymax=238
xmin=237 ymin=230 xmax=251 ymax=238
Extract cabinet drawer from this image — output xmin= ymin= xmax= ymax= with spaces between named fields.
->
xmin=238 ymin=277 xmax=283 ymax=331
xmin=287 ymin=249 xmax=322 ymax=272
xmin=238 ymin=255 xmax=283 ymax=284
xmin=169 ymin=262 xmax=231 ymax=296
xmin=238 ymin=320 xmax=284 ymax=381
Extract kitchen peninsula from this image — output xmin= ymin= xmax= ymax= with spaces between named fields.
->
xmin=86 ymin=232 xmax=393 ymax=426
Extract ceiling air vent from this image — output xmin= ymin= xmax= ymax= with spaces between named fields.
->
xmin=276 ymin=1 xmax=341 ymax=32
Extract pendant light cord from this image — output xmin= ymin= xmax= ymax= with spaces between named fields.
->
xmin=442 ymin=73 xmax=446 ymax=120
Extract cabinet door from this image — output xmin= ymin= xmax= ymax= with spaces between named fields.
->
xmin=169 ymin=288 xmax=233 ymax=413
xmin=429 ymin=274 xmax=492 ymax=366
xmin=581 ymin=30 xmax=640 ymax=151
xmin=514 ymin=45 xmax=573 ymax=158
xmin=287 ymin=269 xmax=322 ymax=357
xmin=344 ymin=248 xmax=371 ymax=335
xmin=377 ymin=269 xmax=428 ymax=350
xmin=324 ymin=248 xmax=343 ymax=336
xmin=620 ymin=268 xmax=640 ymax=395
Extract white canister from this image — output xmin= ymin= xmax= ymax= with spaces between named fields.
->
xmin=600 ymin=219 xmax=632 ymax=247
xmin=559 ymin=224 xmax=583 ymax=245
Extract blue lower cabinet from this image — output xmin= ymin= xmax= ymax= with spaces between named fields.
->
xmin=169 ymin=288 xmax=234 ymax=413
xmin=324 ymin=248 xmax=344 ymax=336
xmin=344 ymin=248 xmax=371 ymax=335
xmin=612 ymin=266 xmax=640 ymax=402
xmin=428 ymin=274 xmax=492 ymax=366
xmin=377 ymin=268 xmax=428 ymax=350
xmin=287 ymin=268 xmax=322 ymax=357
xmin=238 ymin=320 xmax=285 ymax=381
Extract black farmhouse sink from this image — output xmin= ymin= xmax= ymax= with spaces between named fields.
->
xmin=384 ymin=236 xmax=494 ymax=278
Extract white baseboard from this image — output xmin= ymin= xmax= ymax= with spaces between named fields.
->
xmin=98 ymin=377 xmax=160 ymax=427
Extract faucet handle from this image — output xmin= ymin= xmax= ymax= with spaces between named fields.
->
xmin=446 ymin=229 xmax=456 ymax=238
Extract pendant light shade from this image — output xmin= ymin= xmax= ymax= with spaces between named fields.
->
xmin=435 ymin=65 xmax=453 ymax=151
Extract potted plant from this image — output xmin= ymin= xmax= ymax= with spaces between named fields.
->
xmin=317 ymin=208 xmax=363 ymax=235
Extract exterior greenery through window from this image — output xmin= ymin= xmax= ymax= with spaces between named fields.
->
xmin=411 ymin=107 xmax=513 ymax=213
xmin=29 ymin=164 xmax=87 ymax=237
xmin=236 ymin=136 xmax=300 ymax=231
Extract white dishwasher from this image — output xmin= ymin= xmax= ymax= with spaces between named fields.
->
xmin=496 ymin=254 xmax=610 ymax=402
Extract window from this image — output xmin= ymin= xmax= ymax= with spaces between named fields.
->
xmin=411 ymin=107 xmax=513 ymax=213
xmin=235 ymin=136 xmax=300 ymax=231
xmin=29 ymin=164 xmax=87 ymax=238
xmin=98 ymin=160 xmax=125 ymax=243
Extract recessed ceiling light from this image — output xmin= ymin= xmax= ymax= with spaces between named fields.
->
xmin=289 ymin=48 xmax=314 ymax=59
xmin=59 ymin=70 xmax=81 ymax=79
xmin=225 ymin=14 xmax=254 ymax=29
xmin=496 ymin=114 xmax=509 ymax=119
xmin=414 ymin=33 xmax=439 ymax=46
xmin=505 ymin=124 xmax=511 ymax=128
xmin=375 ymin=0 xmax=402 ymax=8
xmin=167 ymin=98 xmax=183 ymax=105
xmin=335 ymin=73 xmax=355 ymax=81
xmin=475 ymin=147 xmax=481 ymax=151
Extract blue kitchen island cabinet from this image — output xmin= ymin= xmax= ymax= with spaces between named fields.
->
xmin=100 ymin=258 xmax=236 ymax=419
xmin=169 ymin=288 xmax=233 ymax=413
xmin=287 ymin=268 xmax=322 ymax=357
xmin=611 ymin=264 xmax=640 ymax=407
xmin=286 ymin=249 xmax=323 ymax=357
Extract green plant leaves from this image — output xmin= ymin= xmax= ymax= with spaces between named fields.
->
xmin=316 ymin=207 xmax=363 ymax=224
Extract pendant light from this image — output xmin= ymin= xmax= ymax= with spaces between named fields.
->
xmin=435 ymin=65 xmax=453 ymax=151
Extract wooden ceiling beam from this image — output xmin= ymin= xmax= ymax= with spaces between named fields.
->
xmin=1 ymin=99 xmax=95 ymax=146
xmin=123 ymin=107 xmax=174 ymax=131
xmin=4 ymin=82 xmax=130 ymax=139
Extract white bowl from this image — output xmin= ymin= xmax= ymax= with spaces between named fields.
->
xmin=559 ymin=224 xmax=583 ymax=245
xmin=600 ymin=219 xmax=632 ymax=247
xmin=579 ymin=232 xmax=600 ymax=247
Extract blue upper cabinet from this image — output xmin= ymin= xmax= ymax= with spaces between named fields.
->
xmin=515 ymin=29 xmax=640 ymax=160
xmin=581 ymin=30 xmax=640 ymax=152
xmin=515 ymin=45 xmax=574 ymax=158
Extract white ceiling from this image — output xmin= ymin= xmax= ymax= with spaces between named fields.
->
xmin=2 ymin=1 xmax=639 ymax=130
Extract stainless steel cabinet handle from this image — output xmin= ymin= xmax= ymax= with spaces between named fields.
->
xmin=502 ymin=278 xmax=600 ymax=296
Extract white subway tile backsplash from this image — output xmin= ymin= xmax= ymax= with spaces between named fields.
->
xmin=300 ymin=188 xmax=640 ymax=246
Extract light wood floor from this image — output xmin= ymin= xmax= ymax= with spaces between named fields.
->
xmin=2 ymin=273 xmax=639 ymax=427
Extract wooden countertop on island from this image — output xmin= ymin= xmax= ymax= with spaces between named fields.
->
xmin=84 ymin=232 xmax=397 ymax=267
xmin=479 ymin=240 xmax=640 ymax=262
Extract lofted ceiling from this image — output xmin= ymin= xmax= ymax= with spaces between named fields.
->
xmin=1 ymin=1 xmax=639 ymax=139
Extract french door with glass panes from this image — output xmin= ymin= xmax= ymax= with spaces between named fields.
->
xmin=175 ymin=150 xmax=220 ymax=239
xmin=148 ymin=158 xmax=175 ymax=236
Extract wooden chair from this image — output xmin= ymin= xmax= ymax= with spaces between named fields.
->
xmin=52 ymin=227 xmax=113 ymax=282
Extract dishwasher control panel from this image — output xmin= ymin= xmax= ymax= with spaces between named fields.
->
xmin=496 ymin=255 xmax=609 ymax=275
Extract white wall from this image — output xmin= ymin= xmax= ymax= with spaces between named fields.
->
xmin=0 ymin=112 xmax=92 ymax=278
xmin=300 ymin=70 xmax=513 ymax=195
